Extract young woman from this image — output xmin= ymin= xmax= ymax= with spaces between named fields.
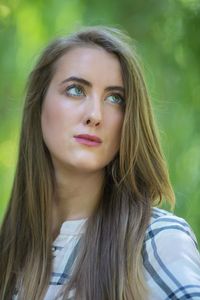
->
xmin=0 ymin=26 xmax=200 ymax=300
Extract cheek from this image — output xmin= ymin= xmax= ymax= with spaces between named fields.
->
xmin=106 ymin=111 xmax=124 ymax=149
xmin=41 ymin=98 xmax=65 ymax=145
xmin=111 ymin=112 xmax=124 ymax=137
xmin=42 ymin=93 xmax=70 ymax=131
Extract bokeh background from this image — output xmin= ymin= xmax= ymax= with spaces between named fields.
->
xmin=0 ymin=0 xmax=200 ymax=242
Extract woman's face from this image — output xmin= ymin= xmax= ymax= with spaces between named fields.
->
xmin=41 ymin=46 xmax=125 ymax=174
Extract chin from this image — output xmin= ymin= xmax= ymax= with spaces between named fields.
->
xmin=74 ymin=162 xmax=106 ymax=174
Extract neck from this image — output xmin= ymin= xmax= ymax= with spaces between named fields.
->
xmin=52 ymin=167 xmax=105 ymax=238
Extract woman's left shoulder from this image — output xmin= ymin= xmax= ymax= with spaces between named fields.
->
xmin=146 ymin=207 xmax=198 ymax=248
xmin=144 ymin=207 xmax=200 ymax=257
xmin=142 ymin=207 xmax=200 ymax=299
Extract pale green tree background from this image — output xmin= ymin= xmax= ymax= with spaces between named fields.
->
xmin=0 ymin=0 xmax=200 ymax=241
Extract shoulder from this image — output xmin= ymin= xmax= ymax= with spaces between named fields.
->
xmin=146 ymin=207 xmax=198 ymax=247
xmin=142 ymin=207 xmax=200 ymax=300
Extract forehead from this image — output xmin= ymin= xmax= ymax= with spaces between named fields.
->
xmin=53 ymin=46 xmax=123 ymax=86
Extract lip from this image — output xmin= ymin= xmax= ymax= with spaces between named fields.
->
xmin=74 ymin=134 xmax=102 ymax=146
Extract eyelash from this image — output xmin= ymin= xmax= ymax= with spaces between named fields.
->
xmin=65 ymin=84 xmax=85 ymax=97
xmin=107 ymin=94 xmax=125 ymax=105
xmin=65 ymin=84 xmax=125 ymax=105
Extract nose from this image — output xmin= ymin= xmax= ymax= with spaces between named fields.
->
xmin=83 ymin=96 xmax=102 ymax=127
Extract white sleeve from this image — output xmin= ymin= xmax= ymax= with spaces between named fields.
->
xmin=143 ymin=215 xmax=200 ymax=300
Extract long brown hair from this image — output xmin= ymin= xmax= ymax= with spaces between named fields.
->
xmin=0 ymin=26 xmax=175 ymax=300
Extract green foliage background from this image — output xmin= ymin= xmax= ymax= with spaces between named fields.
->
xmin=0 ymin=0 xmax=200 ymax=241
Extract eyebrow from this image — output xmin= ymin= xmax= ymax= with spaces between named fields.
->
xmin=60 ymin=76 xmax=125 ymax=94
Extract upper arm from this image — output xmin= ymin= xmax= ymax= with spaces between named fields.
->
xmin=143 ymin=215 xmax=200 ymax=300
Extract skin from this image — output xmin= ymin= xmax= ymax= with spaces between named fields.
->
xmin=41 ymin=46 xmax=125 ymax=235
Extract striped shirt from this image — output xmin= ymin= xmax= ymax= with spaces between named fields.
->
xmin=14 ymin=208 xmax=200 ymax=299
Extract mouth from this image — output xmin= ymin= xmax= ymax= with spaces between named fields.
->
xmin=74 ymin=134 xmax=102 ymax=146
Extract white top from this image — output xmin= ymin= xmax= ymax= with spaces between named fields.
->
xmin=44 ymin=218 xmax=87 ymax=300
xmin=13 ymin=208 xmax=200 ymax=299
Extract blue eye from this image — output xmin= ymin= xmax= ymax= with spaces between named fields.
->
xmin=66 ymin=85 xmax=85 ymax=97
xmin=106 ymin=94 xmax=124 ymax=105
